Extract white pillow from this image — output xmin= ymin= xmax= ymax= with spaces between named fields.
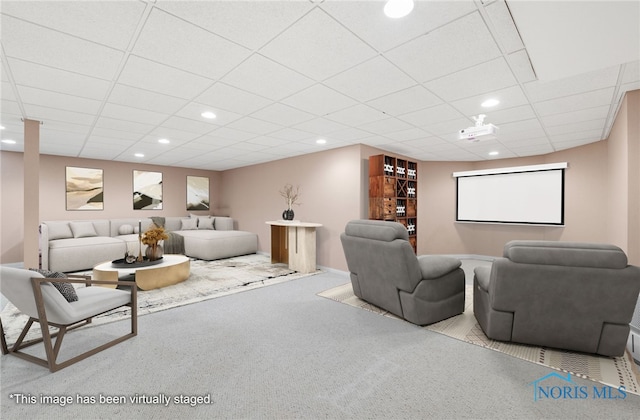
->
xmin=180 ymin=218 xmax=198 ymax=230
xmin=198 ymin=217 xmax=215 ymax=230
xmin=46 ymin=222 xmax=73 ymax=240
xmin=118 ymin=224 xmax=134 ymax=235
xmin=70 ymin=221 xmax=97 ymax=238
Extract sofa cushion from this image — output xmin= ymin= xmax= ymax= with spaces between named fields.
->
xmin=47 ymin=222 xmax=73 ymax=240
xmin=180 ymin=218 xmax=198 ymax=230
xmin=198 ymin=217 xmax=215 ymax=230
xmin=29 ymin=268 xmax=78 ymax=302
xmin=417 ymin=255 xmax=462 ymax=279
xmin=70 ymin=221 xmax=98 ymax=238
xmin=118 ymin=224 xmax=134 ymax=235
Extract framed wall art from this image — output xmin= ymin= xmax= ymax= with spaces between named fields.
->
xmin=133 ymin=170 xmax=163 ymax=210
xmin=66 ymin=166 xmax=104 ymax=210
xmin=186 ymin=176 xmax=210 ymax=211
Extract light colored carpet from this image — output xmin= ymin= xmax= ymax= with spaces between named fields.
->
xmin=1 ymin=253 xmax=320 ymax=343
xmin=319 ymin=282 xmax=640 ymax=397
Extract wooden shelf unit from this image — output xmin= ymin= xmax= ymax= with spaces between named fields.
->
xmin=368 ymin=154 xmax=417 ymax=252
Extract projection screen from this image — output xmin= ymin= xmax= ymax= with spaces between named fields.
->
xmin=453 ymin=163 xmax=567 ymax=225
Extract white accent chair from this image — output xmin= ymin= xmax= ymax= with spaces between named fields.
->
xmin=0 ymin=266 xmax=137 ymax=372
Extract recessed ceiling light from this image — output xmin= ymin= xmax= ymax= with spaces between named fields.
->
xmin=134 ymin=153 xmax=145 ymax=158
xmin=158 ymin=138 xmax=170 ymax=144
xmin=489 ymin=151 xmax=499 ymax=156
xmin=201 ymin=111 xmax=216 ymax=119
xmin=384 ymin=0 xmax=414 ymax=18
xmin=0 ymin=125 xmax=5 ymax=130
xmin=1 ymin=139 xmax=16 ymax=144
xmin=481 ymin=98 xmax=500 ymax=108
xmin=316 ymin=139 xmax=327 ymax=145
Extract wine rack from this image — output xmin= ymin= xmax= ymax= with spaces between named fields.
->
xmin=369 ymin=154 xmax=417 ymax=252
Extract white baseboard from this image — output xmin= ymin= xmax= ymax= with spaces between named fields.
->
xmin=628 ymin=328 xmax=640 ymax=365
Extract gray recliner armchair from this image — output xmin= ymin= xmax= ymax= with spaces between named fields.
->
xmin=340 ymin=219 xmax=465 ymax=325
xmin=473 ymin=240 xmax=640 ymax=357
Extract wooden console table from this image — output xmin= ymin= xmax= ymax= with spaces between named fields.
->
xmin=265 ymin=221 xmax=322 ymax=274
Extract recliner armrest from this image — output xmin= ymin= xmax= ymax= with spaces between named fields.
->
xmin=474 ymin=266 xmax=491 ymax=291
xmin=417 ymin=255 xmax=461 ymax=279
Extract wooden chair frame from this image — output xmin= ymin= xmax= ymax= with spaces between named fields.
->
xmin=0 ymin=274 xmax=137 ymax=372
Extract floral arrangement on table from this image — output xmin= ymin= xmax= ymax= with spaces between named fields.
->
xmin=142 ymin=225 xmax=169 ymax=260
xmin=279 ymin=184 xmax=301 ymax=221
xmin=279 ymin=183 xmax=302 ymax=210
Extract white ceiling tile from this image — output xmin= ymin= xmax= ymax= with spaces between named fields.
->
xmin=100 ymin=103 xmax=168 ymax=126
xmin=357 ymin=118 xmax=413 ymax=135
xmin=325 ymin=104 xmax=388 ymax=127
xmin=146 ymin=126 xmax=202 ymax=143
xmin=450 ymin=85 xmax=529 ymax=118
xmin=226 ymin=116 xmax=282 ymax=135
xmin=2 ymin=15 xmax=124 ymax=80
xmin=90 ymin=127 xmax=143 ymax=141
xmin=133 ymin=8 xmax=250 ymax=79
xmin=175 ymin=102 xmax=243 ymax=127
xmin=108 ymin=84 xmax=189 ymax=115
xmin=621 ymin=61 xmax=640 ymax=84
xmin=260 ymin=8 xmax=376 ymax=81
xmin=484 ymin=0 xmax=524 ymax=53
xmin=159 ymin=116 xmax=219 ymax=135
xmin=366 ymin=85 xmax=442 ymax=116
xmin=427 ymin=117 xmax=475 ymax=136
xmin=154 ymin=0 xmax=313 ymax=50
xmin=549 ymin=129 xmax=603 ymax=143
xmin=221 ymin=55 xmax=314 ymax=101
xmin=22 ymin=104 xmax=96 ymax=126
xmin=485 ymin=105 xmax=537 ymax=125
xmin=282 ymin=84 xmax=357 ymax=116
xmin=245 ymin=136 xmax=291 ymax=148
xmin=399 ymin=104 xmax=463 ymax=127
xmin=94 ymin=117 xmax=155 ymax=134
xmin=324 ymin=56 xmax=416 ymax=102
xmin=385 ymin=12 xmax=502 ymax=82
xmin=384 ymin=127 xmax=434 ymax=142
xmin=533 ymin=88 xmax=616 ymax=117
xmin=1 ymin=82 xmax=16 ymax=102
xmin=250 ymin=103 xmax=315 ymax=127
xmin=541 ymin=105 xmax=611 ymax=127
xmin=545 ymin=119 xmax=607 ymax=137
xmin=1 ymin=100 xmax=23 ymax=118
xmin=292 ymin=117 xmax=348 ymax=135
xmin=267 ymin=128 xmax=315 ymax=142
xmin=205 ymin=127 xmax=259 ymax=142
xmin=425 ymin=58 xmax=517 ymax=102
xmin=326 ymin=127 xmax=374 ymax=142
xmin=525 ymin=66 xmax=620 ymax=103
xmin=119 ymin=56 xmax=213 ymax=99
xmin=85 ymin=136 xmax=136 ymax=147
xmin=1 ymin=1 xmax=145 ymax=50
xmin=7 ymin=58 xmax=111 ymax=100
xmin=507 ymin=50 xmax=537 ymax=83
xmin=18 ymin=86 xmax=101 ymax=114
xmin=195 ymin=83 xmax=272 ymax=115
xmin=322 ymin=0 xmax=478 ymax=52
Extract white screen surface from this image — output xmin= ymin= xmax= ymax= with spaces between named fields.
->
xmin=456 ymin=169 xmax=564 ymax=225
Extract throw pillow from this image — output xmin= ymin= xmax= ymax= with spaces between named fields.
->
xmin=198 ymin=217 xmax=215 ymax=230
xmin=29 ymin=268 xmax=78 ymax=303
xmin=118 ymin=224 xmax=134 ymax=235
xmin=46 ymin=222 xmax=73 ymax=240
xmin=150 ymin=216 xmax=166 ymax=228
xmin=180 ymin=218 xmax=198 ymax=230
xmin=69 ymin=221 xmax=97 ymax=238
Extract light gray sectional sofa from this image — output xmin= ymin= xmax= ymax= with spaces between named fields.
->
xmin=40 ymin=216 xmax=258 ymax=272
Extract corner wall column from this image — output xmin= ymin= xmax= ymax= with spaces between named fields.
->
xmin=23 ymin=119 xmax=40 ymax=269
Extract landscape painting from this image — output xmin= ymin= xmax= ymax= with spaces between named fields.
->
xmin=186 ymin=176 xmax=210 ymax=211
xmin=66 ymin=166 xmax=104 ymax=210
xmin=133 ymin=170 xmax=163 ymax=210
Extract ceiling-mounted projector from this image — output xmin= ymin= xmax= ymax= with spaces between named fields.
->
xmin=458 ymin=114 xmax=499 ymax=142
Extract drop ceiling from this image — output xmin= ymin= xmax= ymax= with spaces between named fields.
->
xmin=1 ymin=0 xmax=638 ymax=170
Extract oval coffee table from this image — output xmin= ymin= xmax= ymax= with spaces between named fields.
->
xmin=93 ymin=254 xmax=190 ymax=290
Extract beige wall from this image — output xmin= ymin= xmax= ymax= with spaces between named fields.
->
xmin=607 ymin=90 xmax=640 ymax=264
xmin=1 ymin=151 xmax=25 ymax=263
xmin=220 ymin=145 xmax=362 ymax=271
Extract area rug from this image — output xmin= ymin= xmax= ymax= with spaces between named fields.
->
xmin=318 ymin=282 xmax=640 ymax=396
xmin=1 ymin=254 xmax=320 ymax=343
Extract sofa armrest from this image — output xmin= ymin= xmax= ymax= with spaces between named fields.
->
xmin=39 ymin=223 xmax=49 ymax=270
xmin=417 ymin=255 xmax=461 ymax=279
xmin=474 ymin=266 xmax=491 ymax=292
